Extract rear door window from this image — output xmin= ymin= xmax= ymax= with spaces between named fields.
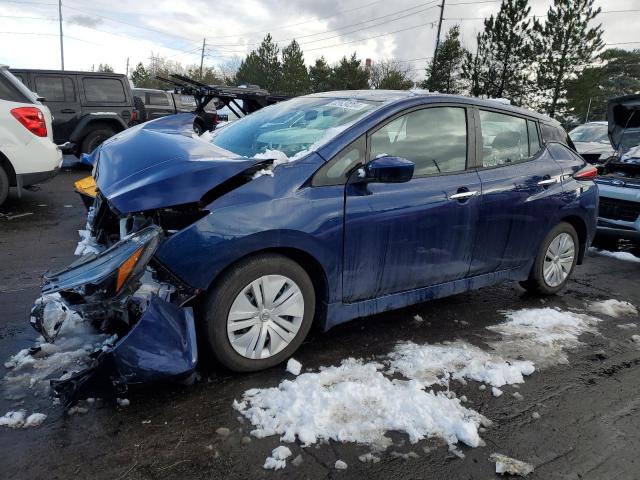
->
xmin=34 ymin=75 xmax=76 ymax=102
xmin=0 ymin=72 xmax=30 ymax=103
xmin=479 ymin=110 xmax=529 ymax=167
xmin=83 ymin=77 xmax=126 ymax=103
xmin=148 ymin=92 xmax=170 ymax=106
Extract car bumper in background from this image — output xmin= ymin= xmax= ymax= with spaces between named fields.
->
xmin=16 ymin=166 xmax=60 ymax=187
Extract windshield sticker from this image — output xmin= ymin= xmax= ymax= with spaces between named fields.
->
xmin=326 ymin=99 xmax=369 ymax=111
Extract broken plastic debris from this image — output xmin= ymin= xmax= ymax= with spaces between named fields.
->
xmin=489 ymin=453 xmax=534 ymax=476
xmin=413 ymin=314 xmax=424 ymax=322
xmin=286 ymin=358 xmax=302 ymax=376
xmin=263 ymin=445 xmax=292 ymax=470
xmin=334 ymin=460 xmax=348 ymax=470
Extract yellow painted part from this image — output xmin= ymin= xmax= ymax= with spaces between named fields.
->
xmin=74 ymin=176 xmax=97 ymax=198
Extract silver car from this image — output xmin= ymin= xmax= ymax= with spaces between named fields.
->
xmin=594 ymin=95 xmax=640 ymax=247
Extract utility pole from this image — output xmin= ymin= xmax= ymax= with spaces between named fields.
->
xmin=58 ymin=0 xmax=64 ymax=70
xmin=126 ymin=57 xmax=129 ymax=76
xmin=433 ymin=0 xmax=446 ymax=58
xmin=199 ymin=37 xmax=206 ymax=79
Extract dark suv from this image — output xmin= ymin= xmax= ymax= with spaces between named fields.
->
xmin=10 ymin=69 xmax=135 ymax=156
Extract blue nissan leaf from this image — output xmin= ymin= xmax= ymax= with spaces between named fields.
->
xmin=34 ymin=90 xmax=598 ymax=403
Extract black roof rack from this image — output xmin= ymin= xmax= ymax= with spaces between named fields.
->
xmin=156 ymin=73 xmax=289 ymax=118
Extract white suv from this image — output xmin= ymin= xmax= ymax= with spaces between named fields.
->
xmin=0 ymin=65 xmax=61 ymax=206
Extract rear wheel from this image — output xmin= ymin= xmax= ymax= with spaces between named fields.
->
xmin=201 ymin=253 xmax=315 ymax=372
xmin=0 ymin=165 xmax=8 ymax=206
xmin=81 ymin=126 xmax=117 ymax=154
xmin=520 ymin=222 xmax=579 ymax=295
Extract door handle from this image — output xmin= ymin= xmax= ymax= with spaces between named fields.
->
xmin=450 ymin=190 xmax=478 ymax=200
xmin=60 ymin=108 xmax=76 ymax=113
xmin=537 ymin=178 xmax=557 ymax=186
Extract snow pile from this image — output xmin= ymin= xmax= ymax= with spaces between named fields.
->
xmin=618 ymin=323 xmax=638 ymax=330
xmin=263 ymin=446 xmax=292 ymax=470
xmin=234 ymin=359 xmax=488 ymax=449
xmin=191 ymin=130 xmax=215 ymax=143
xmin=589 ymin=299 xmax=637 ymax=318
xmin=488 ymin=308 xmax=600 ymax=368
xmin=234 ymin=308 xmax=603 ymax=452
xmin=4 ymin=297 xmax=110 ymax=399
xmin=489 ymin=453 xmax=534 ymax=476
xmin=286 ymin=358 xmax=302 ymax=376
xmin=74 ymin=206 xmax=103 ymax=256
xmin=388 ymin=340 xmax=534 ymax=389
xmin=334 ymin=460 xmax=348 ymax=470
xmin=590 ymin=248 xmax=640 ymax=263
xmin=0 ymin=411 xmax=47 ymax=429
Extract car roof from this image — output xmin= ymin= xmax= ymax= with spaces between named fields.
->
xmin=9 ymin=68 xmax=126 ymax=77
xmin=303 ymin=90 xmax=557 ymax=124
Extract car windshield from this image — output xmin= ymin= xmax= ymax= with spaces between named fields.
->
xmin=209 ymin=96 xmax=380 ymax=158
xmin=569 ymin=124 xmax=609 ymax=143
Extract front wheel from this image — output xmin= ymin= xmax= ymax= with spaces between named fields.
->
xmin=201 ymin=253 xmax=315 ymax=372
xmin=520 ymin=222 xmax=579 ymax=295
xmin=81 ymin=127 xmax=116 ymax=154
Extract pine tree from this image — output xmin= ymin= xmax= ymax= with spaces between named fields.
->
xmin=533 ymin=0 xmax=604 ymax=118
xmin=484 ymin=0 xmax=534 ymax=103
xmin=424 ymin=25 xmax=467 ymax=93
xmin=565 ymin=49 xmax=640 ymax=121
xmin=235 ymin=34 xmax=281 ymax=91
xmin=331 ymin=53 xmax=369 ymax=90
xmin=462 ymin=33 xmax=487 ymax=97
xmin=97 ymin=63 xmax=114 ymax=73
xmin=281 ymin=40 xmax=310 ymax=96
xmin=309 ymin=57 xmax=333 ymax=92
xmin=130 ymin=62 xmax=151 ymax=87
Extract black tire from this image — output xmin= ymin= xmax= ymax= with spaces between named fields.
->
xmin=200 ymin=253 xmax=315 ymax=372
xmin=520 ymin=222 xmax=579 ymax=295
xmin=133 ymin=96 xmax=147 ymax=124
xmin=81 ymin=126 xmax=117 ymax=155
xmin=0 ymin=164 xmax=8 ymax=206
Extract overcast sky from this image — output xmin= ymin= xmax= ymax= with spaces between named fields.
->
xmin=1 ymin=0 xmax=638 ymax=81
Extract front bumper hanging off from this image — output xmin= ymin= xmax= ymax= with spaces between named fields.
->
xmin=31 ymin=225 xmax=198 ymax=406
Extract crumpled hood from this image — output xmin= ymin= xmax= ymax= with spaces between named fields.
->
xmin=608 ymin=94 xmax=640 ymax=150
xmin=95 ymin=114 xmax=266 ymax=213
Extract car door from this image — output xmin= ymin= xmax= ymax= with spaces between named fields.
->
xmin=469 ymin=109 xmax=565 ymax=275
xmin=33 ymin=73 xmax=80 ymax=144
xmin=146 ymin=91 xmax=173 ymax=119
xmin=342 ymin=105 xmax=482 ymax=303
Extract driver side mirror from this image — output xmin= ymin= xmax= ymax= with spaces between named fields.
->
xmin=358 ymin=156 xmax=414 ymax=183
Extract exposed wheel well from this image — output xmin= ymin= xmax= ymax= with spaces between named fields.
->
xmin=77 ymin=120 xmax=125 ymax=152
xmin=561 ymin=215 xmax=588 ymax=264
xmin=206 ymin=247 xmax=329 ymax=325
xmin=0 ymin=151 xmax=17 ymax=186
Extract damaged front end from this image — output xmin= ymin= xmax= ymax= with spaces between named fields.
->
xmin=31 ymin=225 xmax=198 ymax=406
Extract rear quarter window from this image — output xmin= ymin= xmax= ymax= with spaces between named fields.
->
xmin=540 ymin=123 xmax=576 ymax=149
xmin=83 ymin=77 xmax=126 ymax=103
xmin=0 ymin=72 xmax=31 ymax=103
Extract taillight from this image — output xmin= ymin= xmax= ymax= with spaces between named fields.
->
xmin=10 ymin=107 xmax=47 ymax=137
xmin=573 ymin=164 xmax=598 ymax=181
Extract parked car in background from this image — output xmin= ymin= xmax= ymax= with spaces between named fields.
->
xmin=0 ymin=66 xmax=61 ymax=205
xmin=569 ymin=121 xmax=615 ymax=164
xmin=131 ymin=87 xmax=219 ymax=133
xmin=10 ymin=69 xmax=136 ymax=156
xmin=34 ymin=91 xmax=598 ymax=403
xmin=594 ymin=94 xmax=640 ymax=247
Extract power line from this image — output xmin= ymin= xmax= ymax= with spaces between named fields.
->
xmin=444 ymin=8 xmax=640 ymax=21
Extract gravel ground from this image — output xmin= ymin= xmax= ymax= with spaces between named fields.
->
xmin=1 ymin=170 xmax=639 ymax=479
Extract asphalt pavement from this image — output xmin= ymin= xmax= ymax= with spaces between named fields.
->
xmin=1 ymin=169 xmax=639 ymax=480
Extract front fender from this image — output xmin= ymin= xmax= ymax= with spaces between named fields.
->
xmin=70 ymin=114 xmax=128 ymax=143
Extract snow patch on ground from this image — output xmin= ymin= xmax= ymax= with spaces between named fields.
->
xmin=490 ymin=453 xmax=534 ymax=476
xmin=263 ymin=445 xmax=292 ymax=470
xmin=234 ymin=358 xmax=488 ymax=449
xmin=0 ymin=411 xmax=47 ymax=429
xmin=235 ymin=308 xmax=604 ymax=452
xmin=590 ymin=248 xmax=640 ymax=263
xmin=286 ymin=358 xmax=302 ymax=376
xmin=589 ymin=299 xmax=637 ymax=318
